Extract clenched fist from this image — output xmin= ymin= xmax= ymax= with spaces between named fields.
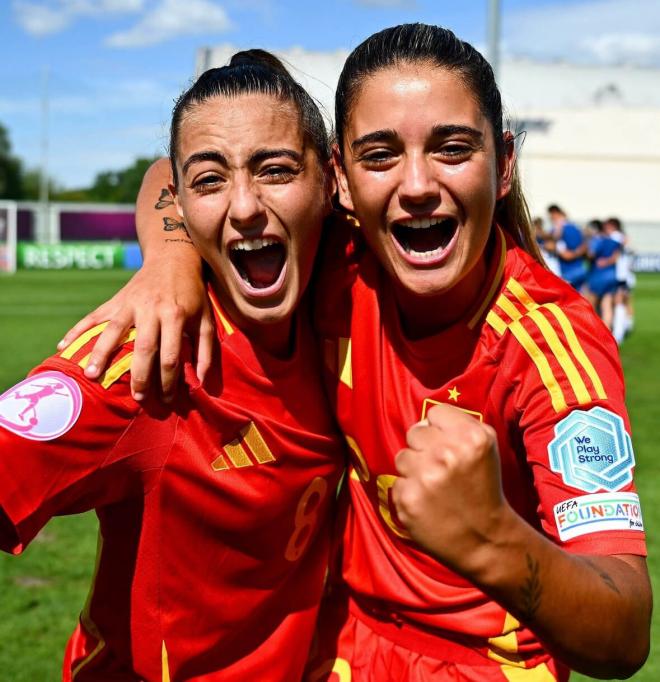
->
xmin=392 ymin=403 xmax=514 ymax=578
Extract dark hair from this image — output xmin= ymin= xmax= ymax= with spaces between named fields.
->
xmin=170 ymin=49 xmax=330 ymax=186
xmin=547 ymin=204 xmax=564 ymax=215
xmin=335 ymin=23 xmax=542 ymax=261
xmin=588 ymin=219 xmax=604 ymax=233
xmin=605 ymin=216 xmax=622 ymax=231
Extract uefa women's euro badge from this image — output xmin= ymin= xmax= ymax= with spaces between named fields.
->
xmin=0 ymin=371 xmax=83 ymax=441
xmin=548 ymin=406 xmax=635 ymax=493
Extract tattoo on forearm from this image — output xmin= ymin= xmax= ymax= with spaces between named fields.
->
xmin=519 ymin=553 xmax=542 ymax=622
xmin=583 ymin=557 xmax=621 ymax=595
xmin=163 ymin=217 xmax=189 ymax=236
xmin=155 ymin=188 xmax=174 ymax=209
xmin=165 ymin=238 xmax=193 ymax=245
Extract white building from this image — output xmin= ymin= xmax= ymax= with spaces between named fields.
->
xmin=197 ymin=46 xmax=660 ymax=252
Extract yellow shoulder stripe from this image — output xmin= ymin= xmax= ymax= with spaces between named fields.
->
xmin=76 ymin=329 xmax=137 ymax=372
xmin=543 ymin=302 xmax=606 ymax=400
xmin=487 ymin=278 xmax=607 ymax=412
xmin=99 ymin=353 xmax=133 ymax=389
xmin=60 ymin=322 xmax=109 ymax=360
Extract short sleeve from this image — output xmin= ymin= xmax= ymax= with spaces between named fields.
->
xmin=0 ymin=343 xmax=172 ymax=554
xmin=513 ymin=304 xmax=646 ymax=557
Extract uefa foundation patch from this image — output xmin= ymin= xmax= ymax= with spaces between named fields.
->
xmin=554 ymin=492 xmax=643 ymax=541
xmin=548 ymin=406 xmax=634 ymax=492
xmin=0 ymin=371 xmax=83 ymax=441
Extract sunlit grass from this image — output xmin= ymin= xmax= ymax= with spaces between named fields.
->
xmin=0 ymin=271 xmax=657 ymax=679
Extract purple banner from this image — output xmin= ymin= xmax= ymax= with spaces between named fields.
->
xmin=60 ymin=210 xmax=137 ymax=241
xmin=17 ymin=209 xmax=34 ymax=240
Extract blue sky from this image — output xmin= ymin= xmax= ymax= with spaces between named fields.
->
xmin=2 ymin=0 xmax=659 ymax=190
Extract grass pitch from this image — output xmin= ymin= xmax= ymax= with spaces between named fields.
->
xmin=0 ymin=269 xmax=658 ymax=680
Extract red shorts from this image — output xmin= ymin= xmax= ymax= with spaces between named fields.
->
xmin=305 ymin=593 xmax=568 ymax=682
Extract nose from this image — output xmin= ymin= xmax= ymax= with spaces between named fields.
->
xmin=397 ymin=153 xmax=440 ymax=206
xmin=228 ymin=175 xmax=265 ymax=227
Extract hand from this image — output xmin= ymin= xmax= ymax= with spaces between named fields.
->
xmin=58 ymin=261 xmax=214 ymax=402
xmin=392 ymin=404 xmax=511 ymax=575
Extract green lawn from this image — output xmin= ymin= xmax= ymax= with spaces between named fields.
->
xmin=0 ymin=270 xmax=132 ymax=682
xmin=0 ymin=270 xmax=658 ymax=680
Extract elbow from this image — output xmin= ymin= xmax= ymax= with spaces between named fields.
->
xmin=572 ymin=613 xmax=651 ymax=679
xmin=571 ymin=645 xmax=649 ymax=680
xmin=611 ymin=633 xmax=650 ymax=679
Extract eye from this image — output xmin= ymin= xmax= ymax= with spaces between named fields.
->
xmin=259 ymin=165 xmax=296 ymax=183
xmin=192 ymin=172 xmax=225 ymax=192
xmin=358 ymin=148 xmax=397 ymax=168
xmin=437 ymin=142 xmax=473 ymax=161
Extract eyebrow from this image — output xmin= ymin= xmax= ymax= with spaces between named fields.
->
xmin=181 ymin=148 xmax=303 ymax=176
xmin=351 ymin=129 xmax=398 ymax=152
xmin=350 ymin=124 xmax=485 ymax=152
xmin=182 ymin=151 xmax=227 ymax=177
xmin=431 ymin=124 xmax=484 ymax=143
xmin=250 ymin=148 xmax=303 ymax=165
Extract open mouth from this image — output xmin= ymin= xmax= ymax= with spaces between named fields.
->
xmin=392 ymin=217 xmax=458 ymax=260
xmin=230 ymin=237 xmax=286 ymax=290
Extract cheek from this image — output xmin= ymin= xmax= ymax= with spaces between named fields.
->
xmin=184 ymin=198 xmax=224 ymax=240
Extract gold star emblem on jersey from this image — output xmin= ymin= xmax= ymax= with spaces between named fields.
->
xmin=448 ymin=386 xmax=461 ymax=402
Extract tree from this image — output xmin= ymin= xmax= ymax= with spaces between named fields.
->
xmin=0 ymin=122 xmax=24 ymax=199
xmin=85 ymin=156 xmax=160 ymax=204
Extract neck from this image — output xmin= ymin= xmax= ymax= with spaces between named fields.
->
xmin=210 ymin=282 xmax=295 ymax=359
xmin=247 ymin=318 xmax=295 ymax=359
xmin=394 ymin=247 xmax=492 ymax=341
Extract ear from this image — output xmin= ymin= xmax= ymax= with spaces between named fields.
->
xmin=332 ymin=144 xmax=355 ymax=212
xmin=496 ymin=131 xmax=516 ymax=200
xmin=322 ymin=159 xmax=338 ymax=215
xmin=168 ymin=182 xmax=185 ymax=219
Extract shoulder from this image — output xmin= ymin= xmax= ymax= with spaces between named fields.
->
xmin=53 ymin=322 xmax=136 ymax=394
xmin=484 ymin=248 xmax=622 ymax=413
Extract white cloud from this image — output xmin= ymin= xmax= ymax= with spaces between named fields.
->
xmin=505 ymin=0 xmax=660 ymax=66
xmin=106 ymin=0 xmax=232 ymax=48
xmin=582 ymin=32 xmax=660 ymax=64
xmin=13 ymin=0 xmax=145 ymax=36
xmin=13 ymin=2 xmax=71 ymax=35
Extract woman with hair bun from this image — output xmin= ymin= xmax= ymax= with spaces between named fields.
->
xmin=63 ymin=25 xmax=650 ymax=682
xmin=0 ymin=51 xmax=343 ymax=680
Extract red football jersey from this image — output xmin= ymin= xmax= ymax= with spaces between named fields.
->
xmin=0 ymin=290 xmax=344 ymax=681
xmin=313 ymin=220 xmax=646 ymax=676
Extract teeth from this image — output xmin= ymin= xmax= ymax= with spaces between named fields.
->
xmin=397 ymin=217 xmax=444 ymax=229
xmin=230 ymin=237 xmax=278 ymax=251
xmin=406 ymin=246 xmax=446 ymax=259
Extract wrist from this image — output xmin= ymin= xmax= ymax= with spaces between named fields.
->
xmin=462 ymin=502 xmax=526 ymax=586
xmin=143 ymin=243 xmax=202 ymax=271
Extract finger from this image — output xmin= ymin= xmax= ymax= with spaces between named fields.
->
xmin=394 ymin=448 xmax=416 ymax=477
xmin=390 ymin=475 xmax=408 ymax=519
xmin=159 ymin=310 xmax=185 ymax=402
xmin=57 ymin=306 xmax=110 ymax=351
xmin=426 ymin=402 xmax=477 ymax=435
xmin=129 ymin=316 xmax=161 ymax=401
xmin=405 ymin=419 xmax=441 ymax=451
xmin=195 ymin=313 xmax=215 ymax=384
xmin=83 ymin=317 xmax=133 ymax=379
